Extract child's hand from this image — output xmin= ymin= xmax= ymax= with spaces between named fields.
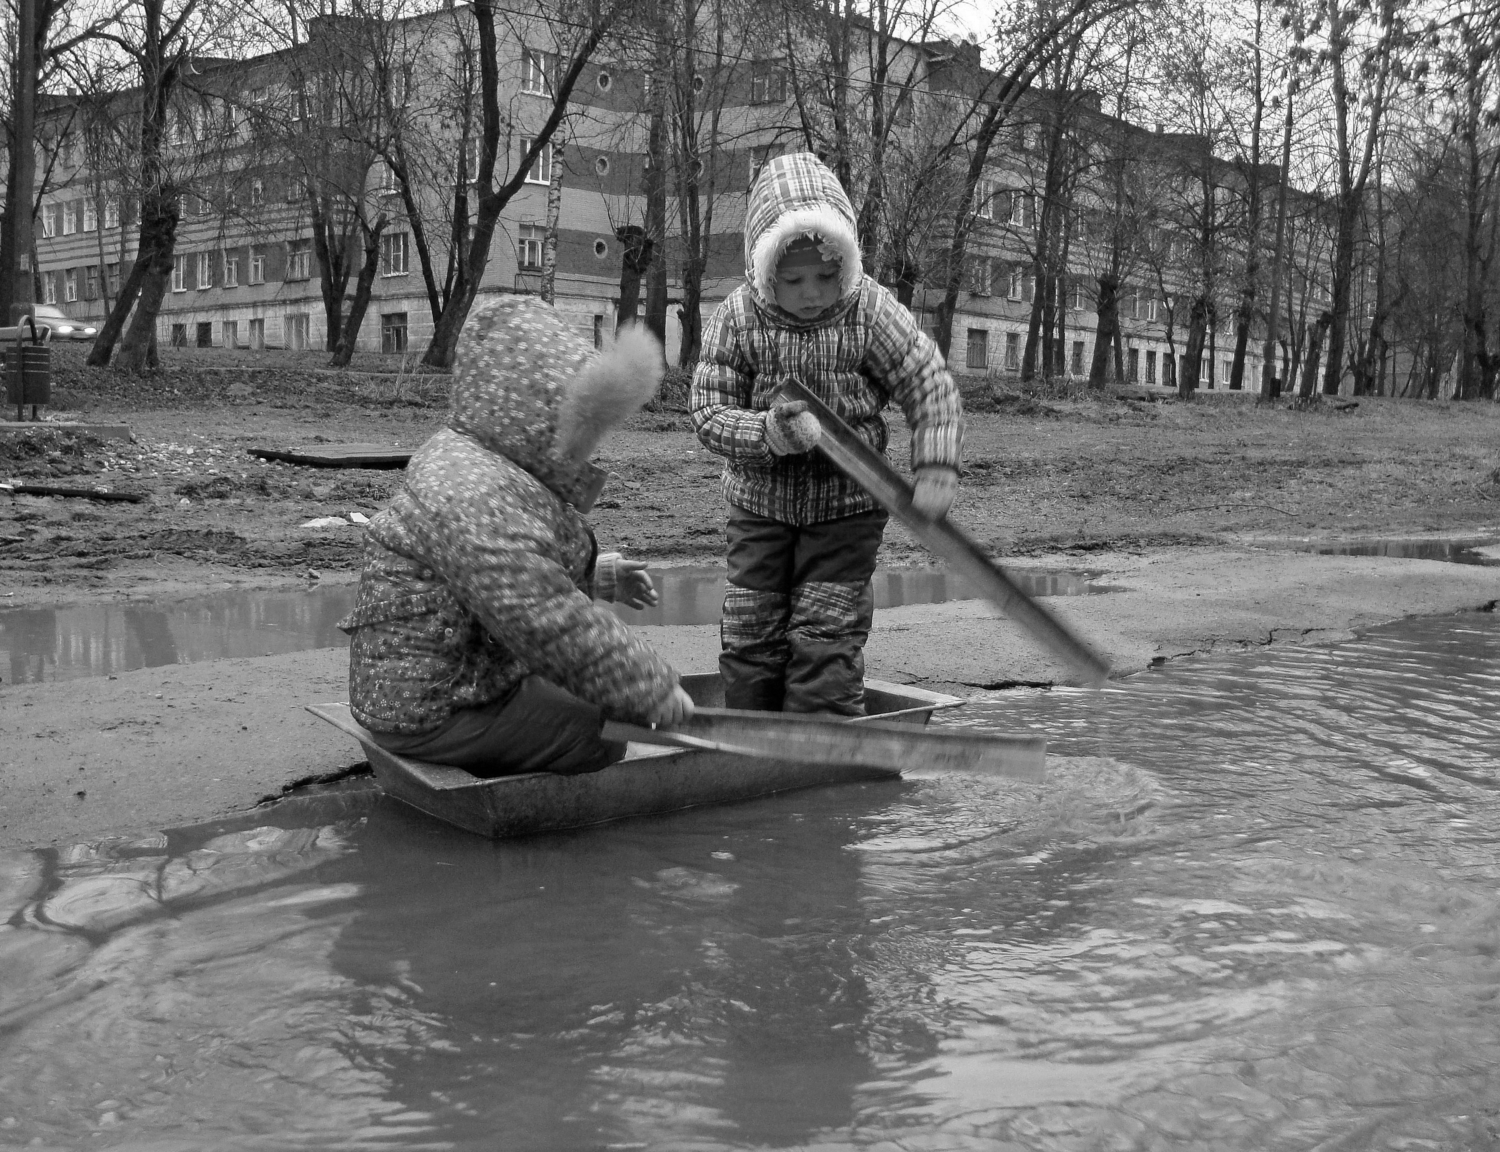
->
xmin=765 ymin=401 xmax=822 ymax=455
xmin=615 ymin=558 xmax=659 ymax=609
xmin=911 ymin=466 xmax=959 ymax=520
xmin=647 ymin=685 xmax=695 ymax=728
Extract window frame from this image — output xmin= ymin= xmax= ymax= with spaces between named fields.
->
xmin=171 ymin=253 xmax=187 ymax=293
xmin=222 ymin=249 xmax=239 ymax=288
xmin=196 ymin=251 xmax=213 ymax=289
xmin=380 ymin=231 xmax=410 ymax=276
xmin=520 ymin=138 xmax=554 ymax=185
xmin=517 ymin=223 xmax=545 ymax=271
xmin=521 ymin=47 xmax=558 ymax=96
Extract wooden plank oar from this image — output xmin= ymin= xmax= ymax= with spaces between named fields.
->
xmin=603 ymin=706 xmax=1045 ymax=781
xmin=777 ymin=378 xmax=1112 ymax=686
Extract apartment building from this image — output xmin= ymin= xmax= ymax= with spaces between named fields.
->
xmin=31 ymin=5 xmax=1291 ymax=386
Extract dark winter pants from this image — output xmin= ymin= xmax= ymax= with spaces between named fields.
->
xmin=369 ymin=676 xmax=626 ymax=778
xmin=720 ymin=504 xmax=887 ymax=715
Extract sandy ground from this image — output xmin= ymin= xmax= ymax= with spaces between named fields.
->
xmin=2 ymin=355 xmax=1498 ymax=849
xmin=2 ymin=543 xmax=1495 ymax=851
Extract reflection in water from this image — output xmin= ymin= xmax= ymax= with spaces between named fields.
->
xmin=0 ymin=612 xmax=1497 ymax=1149
xmin=0 ymin=566 xmax=1110 ymax=683
xmin=1306 ymin=535 xmax=1500 ymax=565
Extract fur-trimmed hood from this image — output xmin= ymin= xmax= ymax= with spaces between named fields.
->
xmin=449 ymin=296 xmax=659 ymax=510
xmin=744 ymin=152 xmax=863 ymax=323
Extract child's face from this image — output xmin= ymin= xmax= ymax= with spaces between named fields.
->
xmin=773 ymin=242 xmax=842 ymax=319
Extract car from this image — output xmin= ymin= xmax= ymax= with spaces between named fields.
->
xmin=28 ymin=304 xmax=98 ymax=342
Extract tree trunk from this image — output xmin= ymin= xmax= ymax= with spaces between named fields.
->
xmin=1298 ymin=312 xmax=1331 ymax=398
xmin=642 ymin=105 xmax=669 ymax=344
xmin=1087 ymin=275 xmax=1119 ymax=388
xmin=1179 ymin=295 xmax=1209 ymax=398
xmin=331 ymin=215 xmax=388 ymax=367
xmin=615 ymin=225 xmax=652 ymax=324
xmin=540 ymin=152 xmax=565 ymax=305
xmin=89 ymin=197 xmax=177 ymax=368
xmin=116 ymin=245 xmax=174 ymax=373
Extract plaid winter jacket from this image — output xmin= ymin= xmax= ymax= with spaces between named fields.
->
xmin=691 ymin=151 xmax=963 ymax=525
xmin=340 ymin=296 xmax=678 ymax=736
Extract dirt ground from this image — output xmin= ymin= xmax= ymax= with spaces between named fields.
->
xmin=4 ymin=344 xmax=1499 ymax=609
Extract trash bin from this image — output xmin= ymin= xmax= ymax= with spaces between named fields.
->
xmin=4 ymin=339 xmax=51 ymax=419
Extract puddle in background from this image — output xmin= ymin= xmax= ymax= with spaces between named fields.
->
xmin=1287 ymin=536 xmax=1500 ymax=566
xmin=1 ymin=611 xmax=1498 ymax=1150
xmin=0 ymin=565 xmax=1112 ymax=684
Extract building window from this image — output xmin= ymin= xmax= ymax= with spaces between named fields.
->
xmin=104 ymin=199 xmax=119 ymax=229
xmin=249 ymin=246 xmax=265 ymax=284
xmin=380 ymin=231 xmax=409 ymax=275
xmin=1145 ymin=297 xmax=1158 ymax=322
xmin=41 ymin=271 xmax=56 ymax=304
xmin=1072 ymin=340 xmax=1085 ymax=374
xmin=285 ymin=313 xmax=309 ymax=350
xmin=1004 ymin=331 xmax=1020 ymax=370
xmin=249 ymin=177 xmax=264 ymax=206
xmin=83 ymin=200 xmax=97 ymax=232
xmin=375 ymin=159 xmax=400 ymax=195
xmin=381 ymin=312 xmax=408 ymax=354
xmin=171 ymin=254 xmax=187 ymax=292
xmin=966 ymin=255 xmax=990 ymax=297
xmin=965 ymin=328 xmax=988 ymax=370
xmin=196 ymin=321 xmax=213 ymax=348
xmin=62 ymin=202 xmax=78 ymax=235
xmin=223 ymin=319 xmax=239 ymax=348
xmin=521 ymin=47 xmax=557 ymax=96
xmin=975 ymin=178 xmax=997 ymax=220
xmin=248 ymin=317 xmax=265 ymax=349
xmin=285 ymin=175 xmax=306 ymax=203
xmin=171 ymin=323 xmax=187 ymax=348
xmin=41 ymin=205 xmax=57 ymax=238
xmin=196 ymin=251 xmax=212 ymax=289
xmin=84 ymin=266 xmax=99 ymax=299
xmin=520 ymin=138 xmax=553 ymax=185
xmin=1146 ymin=349 xmax=1157 ymax=384
xmin=222 ymin=249 xmax=239 ymax=287
xmin=285 ymin=239 xmax=311 ymax=281
xmin=106 ymin=262 xmax=120 ymax=296
xmin=750 ymin=60 xmax=787 ymax=104
xmin=63 ymin=268 xmax=78 ymax=301
xmin=517 ymin=223 xmax=545 ymax=270
xmin=1127 ymin=347 xmax=1139 ymax=382
xmin=1007 ymin=267 xmax=1023 ymax=301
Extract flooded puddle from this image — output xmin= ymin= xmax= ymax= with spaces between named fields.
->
xmin=1 ymin=610 xmax=1497 ymax=1149
xmin=1285 ymin=535 xmax=1500 ymax=565
xmin=0 ymin=565 xmax=1113 ymax=684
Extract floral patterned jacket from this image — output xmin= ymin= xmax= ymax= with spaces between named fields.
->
xmin=340 ymin=296 xmax=678 ymax=736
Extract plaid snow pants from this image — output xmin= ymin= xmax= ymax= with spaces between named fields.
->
xmin=720 ymin=504 xmax=888 ymax=715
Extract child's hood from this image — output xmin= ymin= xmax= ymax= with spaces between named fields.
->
xmin=447 ymin=295 xmax=606 ymax=509
xmin=745 ymin=151 xmax=863 ymax=320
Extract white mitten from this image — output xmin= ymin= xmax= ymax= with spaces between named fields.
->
xmin=765 ymin=400 xmax=822 ymax=456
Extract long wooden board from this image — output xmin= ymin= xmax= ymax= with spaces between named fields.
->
xmin=603 ymin=706 xmax=1044 ymax=781
xmin=248 ymin=443 xmax=412 ymax=469
xmin=777 ymin=378 xmax=1112 ymax=685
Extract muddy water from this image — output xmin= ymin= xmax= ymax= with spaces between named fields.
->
xmin=0 ymin=566 xmax=1111 ymax=684
xmin=1 ymin=611 xmax=1497 ymax=1150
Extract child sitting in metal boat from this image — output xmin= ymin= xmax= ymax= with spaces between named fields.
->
xmin=340 ymin=296 xmax=694 ymax=777
xmin=690 ymin=151 xmax=964 ymax=715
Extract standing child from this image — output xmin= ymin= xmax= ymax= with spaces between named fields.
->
xmin=691 ymin=151 xmax=963 ymax=715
